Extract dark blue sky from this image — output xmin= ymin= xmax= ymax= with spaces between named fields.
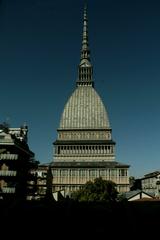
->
xmin=0 ymin=0 xmax=160 ymax=178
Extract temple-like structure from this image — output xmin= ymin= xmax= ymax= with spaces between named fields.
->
xmin=51 ymin=5 xmax=129 ymax=195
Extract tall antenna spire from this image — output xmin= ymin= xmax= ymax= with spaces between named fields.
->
xmin=77 ymin=3 xmax=94 ymax=87
xmin=81 ymin=3 xmax=90 ymax=60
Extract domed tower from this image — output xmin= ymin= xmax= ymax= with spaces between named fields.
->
xmin=51 ymin=5 xmax=129 ymax=195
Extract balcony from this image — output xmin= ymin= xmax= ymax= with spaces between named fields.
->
xmin=0 ymin=153 xmax=18 ymax=160
xmin=0 ymin=170 xmax=17 ymax=176
xmin=1 ymin=187 xmax=16 ymax=193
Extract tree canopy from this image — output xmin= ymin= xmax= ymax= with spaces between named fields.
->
xmin=71 ymin=177 xmax=118 ymax=202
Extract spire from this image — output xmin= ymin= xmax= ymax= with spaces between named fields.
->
xmin=81 ymin=3 xmax=90 ymax=61
xmin=77 ymin=3 xmax=94 ymax=87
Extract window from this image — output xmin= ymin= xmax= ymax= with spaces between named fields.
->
xmin=79 ymin=170 xmax=85 ymax=177
xmin=89 ymin=170 xmax=96 ymax=177
xmin=119 ymin=169 xmax=127 ymax=177
xmin=100 ymin=169 xmax=106 ymax=176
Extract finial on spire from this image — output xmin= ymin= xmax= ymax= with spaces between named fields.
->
xmin=81 ymin=2 xmax=90 ymax=60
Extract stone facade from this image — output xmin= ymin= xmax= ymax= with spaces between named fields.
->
xmin=33 ymin=164 xmax=49 ymax=200
xmin=51 ymin=162 xmax=129 ymax=196
xmin=0 ymin=123 xmax=37 ymax=200
xmin=51 ymin=6 xmax=130 ymax=196
xmin=141 ymin=171 xmax=160 ymax=197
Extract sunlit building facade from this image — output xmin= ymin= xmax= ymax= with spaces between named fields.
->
xmin=141 ymin=171 xmax=160 ymax=197
xmin=51 ymin=6 xmax=129 ymax=196
xmin=0 ymin=123 xmax=37 ymax=200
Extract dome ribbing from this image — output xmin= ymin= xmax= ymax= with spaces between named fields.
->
xmin=59 ymin=86 xmax=110 ymax=129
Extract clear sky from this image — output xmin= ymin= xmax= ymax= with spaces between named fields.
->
xmin=0 ymin=0 xmax=160 ymax=178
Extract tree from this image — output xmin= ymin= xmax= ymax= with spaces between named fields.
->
xmin=129 ymin=176 xmax=142 ymax=190
xmin=71 ymin=177 xmax=118 ymax=202
xmin=0 ymin=122 xmax=9 ymax=133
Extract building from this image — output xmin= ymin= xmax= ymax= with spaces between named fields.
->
xmin=123 ymin=189 xmax=154 ymax=201
xmin=32 ymin=163 xmax=50 ymax=200
xmin=141 ymin=171 xmax=160 ymax=197
xmin=0 ymin=123 xmax=37 ymax=201
xmin=51 ymin=5 xmax=130 ymax=196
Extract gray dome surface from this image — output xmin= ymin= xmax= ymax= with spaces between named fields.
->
xmin=59 ymin=86 xmax=110 ymax=129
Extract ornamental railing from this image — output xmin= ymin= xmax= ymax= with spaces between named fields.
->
xmin=1 ymin=187 xmax=16 ymax=193
xmin=0 ymin=153 xmax=18 ymax=160
xmin=0 ymin=170 xmax=17 ymax=176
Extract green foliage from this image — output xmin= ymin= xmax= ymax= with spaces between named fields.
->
xmin=71 ymin=177 xmax=118 ymax=202
xmin=0 ymin=122 xmax=9 ymax=133
xmin=117 ymin=193 xmax=128 ymax=203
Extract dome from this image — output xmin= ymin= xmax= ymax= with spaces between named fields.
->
xmin=59 ymin=86 xmax=110 ymax=129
